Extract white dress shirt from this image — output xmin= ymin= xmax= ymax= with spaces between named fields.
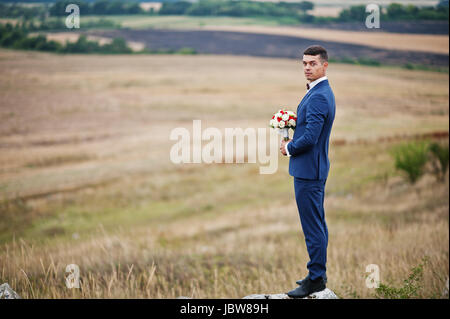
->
xmin=285 ymin=76 xmax=328 ymax=157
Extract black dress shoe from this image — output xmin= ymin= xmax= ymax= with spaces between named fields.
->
xmin=287 ymin=277 xmax=326 ymax=298
xmin=296 ymin=273 xmax=327 ymax=285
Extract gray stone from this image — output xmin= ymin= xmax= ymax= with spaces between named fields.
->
xmin=243 ymin=288 xmax=338 ymax=299
xmin=0 ymin=283 xmax=21 ymax=299
xmin=303 ymin=288 xmax=338 ymax=299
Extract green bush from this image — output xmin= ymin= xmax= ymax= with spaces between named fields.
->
xmin=391 ymin=140 xmax=430 ymax=184
xmin=338 ymin=57 xmax=358 ymax=64
xmin=403 ymin=63 xmax=415 ymax=70
xmin=428 ymin=142 xmax=449 ymax=182
xmin=12 ymin=33 xmax=47 ymax=50
xmin=375 ymin=257 xmax=429 ymax=299
xmin=357 ymin=58 xmax=381 ymax=67
xmin=62 ymin=34 xmax=101 ymax=53
xmin=100 ymin=37 xmax=132 ymax=54
xmin=177 ymin=47 xmax=197 ymax=55
xmin=337 ymin=5 xmax=366 ymax=22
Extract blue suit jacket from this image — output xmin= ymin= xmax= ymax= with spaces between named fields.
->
xmin=287 ymin=79 xmax=335 ymax=180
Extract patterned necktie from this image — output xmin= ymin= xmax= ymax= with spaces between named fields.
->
xmin=306 ymin=83 xmax=310 ymax=90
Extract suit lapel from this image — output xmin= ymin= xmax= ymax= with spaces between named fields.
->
xmin=297 ymin=89 xmax=313 ymax=113
xmin=297 ymin=80 xmax=329 ymax=114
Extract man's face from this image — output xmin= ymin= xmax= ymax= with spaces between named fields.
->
xmin=303 ymin=54 xmax=328 ymax=82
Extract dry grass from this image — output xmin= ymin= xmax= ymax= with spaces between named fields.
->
xmin=310 ymin=6 xmax=342 ymax=17
xmin=0 ymin=48 xmax=448 ymax=298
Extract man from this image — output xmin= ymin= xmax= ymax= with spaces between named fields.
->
xmin=280 ymin=45 xmax=335 ymax=298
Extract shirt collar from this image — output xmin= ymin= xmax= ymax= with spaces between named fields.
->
xmin=307 ymin=76 xmax=328 ymax=92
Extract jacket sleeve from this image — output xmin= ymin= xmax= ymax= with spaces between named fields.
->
xmin=287 ymin=94 xmax=328 ymax=157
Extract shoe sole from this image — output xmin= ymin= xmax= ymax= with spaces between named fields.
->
xmin=296 ymin=280 xmax=327 ymax=286
xmin=287 ymin=286 xmax=326 ymax=298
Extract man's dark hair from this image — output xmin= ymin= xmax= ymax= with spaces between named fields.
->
xmin=303 ymin=45 xmax=328 ymax=63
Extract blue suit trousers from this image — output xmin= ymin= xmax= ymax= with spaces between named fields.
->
xmin=294 ymin=177 xmax=328 ymax=281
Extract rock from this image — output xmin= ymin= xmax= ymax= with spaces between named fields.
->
xmin=0 ymin=283 xmax=21 ymax=299
xmin=243 ymin=288 xmax=338 ymax=299
xmin=303 ymin=288 xmax=338 ymax=299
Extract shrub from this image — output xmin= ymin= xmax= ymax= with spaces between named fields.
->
xmin=12 ymin=34 xmax=47 ymax=50
xmin=177 ymin=47 xmax=197 ymax=55
xmin=391 ymin=140 xmax=430 ymax=184
xmin=403 ymin=63 xmax=415 ymax=70
xmin=100 ymin=37 xmax=132 ymax=54
xmin=62 ymin=34 xmax=101 ymax=53
xmin=357 ymin=58 xmax=381 ymax=67
xmin=428 ymin=142 xmax=449 ymax=182
xmin=339 ymin=56 xmax=358 ymax=64
xmin=0 ymin=30 xmax=26 ymax=47
xmin=375 ymin=256 xmax=429 ymax=299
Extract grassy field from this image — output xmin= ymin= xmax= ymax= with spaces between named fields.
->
xmin=0 ymin=48 xmax=448 ymax=298
xmin=79 ymin=14 xmax=305 ymax=28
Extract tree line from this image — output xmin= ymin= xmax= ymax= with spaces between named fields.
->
xmin=0 ymin=21 xmax=198 ymax=55
xmin=338 ymin=2 xmax=449 ymax=22
xmin=1 ymin=1 xmax=448 ymax=23
xmin=0 ymin=22 xmax=133 ymax=53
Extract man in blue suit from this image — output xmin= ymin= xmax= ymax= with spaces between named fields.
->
xmin=280 ymin=45 xmax=336 ymax=298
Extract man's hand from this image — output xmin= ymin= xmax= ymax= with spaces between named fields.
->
xmin=280 ymin=139 xmax=292 ymax=156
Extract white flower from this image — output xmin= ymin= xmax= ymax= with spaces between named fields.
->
xmin=281 ymin=113 xmax=289 ymax=121
xmin=279 ymin=120 xmax=285 ymax=128
xmin=288 ymin=119 xmax=296 ymax=127
xmin=275 ymin=112 xmax=282 ymax=119
xmin=270 ymin=119 xmax=277 ymax=128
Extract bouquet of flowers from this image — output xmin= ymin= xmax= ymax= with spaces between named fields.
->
xmin=269 ymin=109 xmax=297 ymax=141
